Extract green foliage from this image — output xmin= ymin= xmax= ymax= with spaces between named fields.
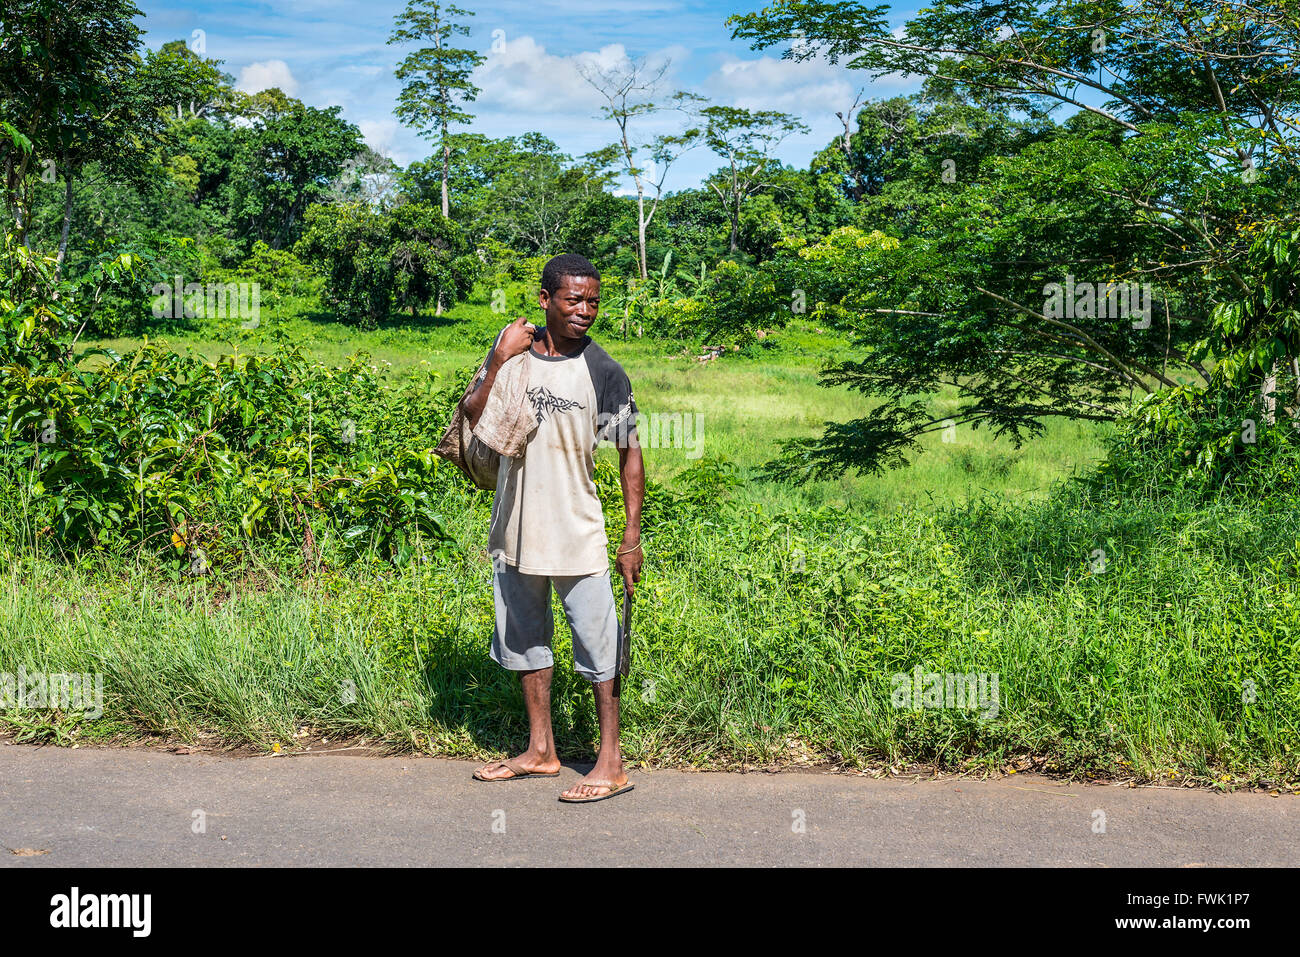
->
xmin=1088 ymin=381 xmax=1300 ymax=501
xmin=0 ymin=0 xmax=139 ymax=240
xmin=0 ymin=338 xmax=469 ymax=566
xmin=234 ymin=241 xmax=320 ymax=299
xmin=0 ymin=233 xmax=144 ymax=365
xmin=697 ymin=105 xmax=809 ymax=251
xmin=388 ymin=1 xmax=485 ymax=146
xmin=687 ymin=259 xmax=786 ymax=347
xmin=225 ymin=91 xmax=365 ymax=251
xmin=1193 ymin=223 xmax=1300 ymax=390
xmin=661 ymin=455 xmax=743 ymax=513
xmin=593 ymin=255 xmax=787 ymax=350
xmin=732 ymin=0 xmax=1300 ymax=483
xmin=6 ymin=465 xmax=1298 ymax=783
xmin=479 ymin=249 xmax=548 ymax=315
xmin=199 ymin=241 xmax=324 ymax=322
xmin=411 ymin=133 xmax=618 ymax=255
xmin=295 ymin=201 xmax=479 ymax=328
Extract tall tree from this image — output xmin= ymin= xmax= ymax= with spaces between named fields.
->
xmin=50 ymin=40 xmax=225 ymax=274
xmin=0 ymin=3 xmax=224 ymax=274
xmin=697 ymin=105 xmax=808 ymax=252
xmin=578 ymin=55 xmax=700 ymax=279
xmin=0 ymin=0 xmax=139 ymax=251
xmin=388 ymin=1 xmax=484 ymax=219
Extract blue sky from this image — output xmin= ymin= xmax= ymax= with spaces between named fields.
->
xmin=137 ymin=1 xmax=925 ymax=193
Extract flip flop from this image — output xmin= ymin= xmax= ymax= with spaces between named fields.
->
xmin=472 ymin=759 xmax=561 ymax=782
xmin=557 ymin=781 xmax=635 ymax=803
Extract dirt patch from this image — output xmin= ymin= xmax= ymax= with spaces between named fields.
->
xmin=2 ymin=728 xmax=1294 ymax=794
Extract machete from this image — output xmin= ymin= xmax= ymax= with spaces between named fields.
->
xmin=615 ymin=585 xmax=632 ymax=698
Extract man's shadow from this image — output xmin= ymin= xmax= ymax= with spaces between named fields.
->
xmin=413 ymin=613 xmax=602 ymax=767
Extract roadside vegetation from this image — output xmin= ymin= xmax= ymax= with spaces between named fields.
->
xmin=1 ymin=0 xmax=1297 ymax=788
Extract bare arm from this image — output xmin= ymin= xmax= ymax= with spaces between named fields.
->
xmin=463 ymin=315 xmax=535 ymax=431
xmin=463 ymin=352 xmax=504 ymax=431
xmin=615 ymin=440 xmax=644 ymax=594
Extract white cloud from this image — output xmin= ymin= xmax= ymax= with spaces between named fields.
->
xmin=474 ymin=36 xmax=685 ymax=117
xmin=705 ymin=54 xmax=898 ymax=115
xmin=358 ymin=118 xmax=400 ymax=158
xmin=236 ymin=60 xmax=300 ymax=96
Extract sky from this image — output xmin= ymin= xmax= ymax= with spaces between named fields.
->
xmin=136 ymin=0 xmax=926 ymax=194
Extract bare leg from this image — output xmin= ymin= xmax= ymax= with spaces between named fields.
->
xmin=559 ymin=676 xmax=627 ymax=799
xmin=475 ymin=667 xmax=562 ymax=779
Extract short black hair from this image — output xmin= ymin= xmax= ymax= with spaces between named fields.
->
xmin=541 ymin=253 xmax=600 ymax=296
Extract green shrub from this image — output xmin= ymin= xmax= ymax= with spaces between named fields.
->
xmin=1086 ymin=380 xmax=1300 ymax=502
xmin=657 ymin=259 xmax=786 ymax=348
xmin=294 ymin=202 xmax=480 ymax=328
xmin=234 ymin=241 xmax=322 ymax=300
xmin=0 ymin=339 xmax=474 ymax=567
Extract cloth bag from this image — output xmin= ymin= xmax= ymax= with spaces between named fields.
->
xmin=434 ymin=348 xmax=536 ymax=490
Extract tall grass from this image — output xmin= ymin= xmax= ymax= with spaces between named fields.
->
xmin=2 ymin=471 xmax=1295 ymax=785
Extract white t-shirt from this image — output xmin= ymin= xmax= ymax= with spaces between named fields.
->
xmin=476 ymin=327 xmax=638 ymax=576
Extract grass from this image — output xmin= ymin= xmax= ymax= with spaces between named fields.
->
xmin=3 ymin=287 xmax=1293 ymax=788
xmin=85 ymin=289 xmax=1111 ymax=513
xmin=1 ymin=481 xmax=1296 ymax=787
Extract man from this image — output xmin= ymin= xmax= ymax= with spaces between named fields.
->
xmin=464 ymin=253 xmax=644 ymax=803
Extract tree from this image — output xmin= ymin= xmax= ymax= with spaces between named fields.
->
xmin=1 ymin=0 xmax=133 ymax=247
xmin=0 ymin=0 xmax=215 ymax=267
xmin=405 ymin=132 xmax=619 ymax=254
xmin=295 ymin=201 xmax=479 ymax=328
xmin=388 ymin=1 xmax=484 ymax=219
xmin=755 ymin=98 xmax=1206 ymax=477
xmin=578 ymin=55 xmax=701 ymax=279
xmin=647 ymin=187 xmax=731 ymax=270
xmin=729 ymin=0 xmax=1300 ymax=477
xmin=150 ymin=40 xmax=233 ymax=123
xmin=831 ymin=86 xmax=868 ymax=200
xmin=47 ymin=40 xmax=226 ymax=275
xmin=225 ymin=89 xmax=363 ymax=250
xmin=696 ymin=105 xmax=808 ymax=252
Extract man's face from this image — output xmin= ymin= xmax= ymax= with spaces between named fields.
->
xmin=540 ymin=275 xmax=600 ymax=339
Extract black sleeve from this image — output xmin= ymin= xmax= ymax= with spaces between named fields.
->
xmin=585 ymin=345 xmax=639 ymax=448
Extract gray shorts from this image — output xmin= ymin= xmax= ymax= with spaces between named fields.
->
xmin=491 ymin=564 xmax=619 ymax=683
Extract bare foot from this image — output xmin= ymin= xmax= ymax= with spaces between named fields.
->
xmin=474 ymin=751 xmax=561 ymax=780
xmin=559 ymin=762 xmax=628 ymax=800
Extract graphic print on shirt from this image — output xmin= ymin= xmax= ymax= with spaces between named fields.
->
xmin=526 ymin=384 xmax=586 ymax=425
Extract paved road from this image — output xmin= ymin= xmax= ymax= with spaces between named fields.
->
xmin=1 ymin=741 xmax=1295 ymax=866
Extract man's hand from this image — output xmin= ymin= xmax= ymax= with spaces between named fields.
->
xmin=496 ymin=314 xmax=535 ymax=361
xmin=464 ymin=316 xmax=534 ymax=430
xmin=616 ymin=535 xmax=642 ymax=596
